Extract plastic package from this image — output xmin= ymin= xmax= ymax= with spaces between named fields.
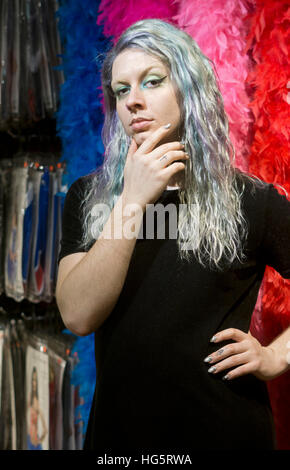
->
xmin=25 ymin=334 xmax=49 ymax=450
xmin=1 ymin=156 xmax=66 ymax=303
xmin=4 ymin=165 xmax=29 ymax=302
xmin=0 ymin=170 xmax=5 ymax=294
xmin=0 ymin=310 xmax=95 ymax=450
xmin=10 ymin=0 xmax=21 ymax=119
xmin=0 ymin=0 xmax=63 ymax=125
xmin=43 ymin=166 xmax=58 ymax=302
xmin=48 ymin=348 xmax=66 ymax=449
xmin=0 ymin=0 xmax=9 ymax=124
xmin=27 ymin=165 xmax=49 ymax=302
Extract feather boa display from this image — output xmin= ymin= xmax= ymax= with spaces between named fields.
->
xmin=246 ymin=0 xmax=290 ymax=450
xmin=55 ymin=0 xmax=110 ymax=445
xmin=56 ymin=0 xmax=110 ymax=187
xmin=97 ymin=0 xmax=178 ymax=41
xmin=56 ymin=0 xmax=289 ymax=449
xmin=62 ymin=330 xmax=96 ymax=442
xmin=173 ymin=0 xmax=253 ymax=173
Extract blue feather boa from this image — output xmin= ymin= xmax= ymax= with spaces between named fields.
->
xmin=56 ymin=0 xmax=112 ymax=187
xmin=56 ymin=0 xmax=112 ymax=445
xmin=62 ymin=329 xmax=97 ymax=442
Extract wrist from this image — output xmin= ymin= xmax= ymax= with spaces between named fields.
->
xmin=263 ymin=345 xmax=289 ymax=380
xmin=99 ymin=193 xmax=144 ymax=242
xmin=121 ymin=191 xmax=146 ymax=213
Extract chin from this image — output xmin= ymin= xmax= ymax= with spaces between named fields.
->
xmin=133 ymin=132 xmax=149 ymax=146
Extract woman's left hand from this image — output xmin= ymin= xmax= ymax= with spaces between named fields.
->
xmin=204 ymin=328 xmax=281 ymax=381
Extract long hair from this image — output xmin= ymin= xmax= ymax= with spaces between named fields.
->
xmin=81 ymin=19 xmax=262 ymax=270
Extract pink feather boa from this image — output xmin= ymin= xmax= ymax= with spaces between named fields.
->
xmin=173 ymin=0 xmax=254 ymax=172
xmin=97 ymin=0 xmax=178 ymax=41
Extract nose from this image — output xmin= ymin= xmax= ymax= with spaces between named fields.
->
xmin=125 ymin=85 xmax=146 ymax=110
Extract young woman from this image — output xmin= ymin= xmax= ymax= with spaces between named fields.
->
xmin=56 ymin=19 xmax=290 ymax=451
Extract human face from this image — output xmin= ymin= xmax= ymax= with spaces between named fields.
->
xmin=111 ymin=48 xmax=182 ymax=147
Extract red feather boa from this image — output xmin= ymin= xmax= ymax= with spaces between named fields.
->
xmin=246 ymin=0 xmax=290 ymax=450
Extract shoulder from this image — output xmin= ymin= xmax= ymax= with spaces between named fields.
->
xmin=235 ymin=171 xmax=290 ymax=275
xmin=234 ymin=170 xmax=288 ymax=216
xmin=67 ymin=172 xmax=96 ymax=195
xmin=64 ymin=172 xmax=96 ymax=208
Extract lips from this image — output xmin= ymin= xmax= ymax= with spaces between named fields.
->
xmin=130 ymin=118 xmax=153 ymax=131
xmin=130 ymin=117 xmax=152 ymax=124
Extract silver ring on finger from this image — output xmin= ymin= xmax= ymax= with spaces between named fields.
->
xmin=159 ymin=154 xmax=168 ymax=163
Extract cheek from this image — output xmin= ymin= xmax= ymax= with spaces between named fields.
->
xmin=116 ymin=102 xmax=128 ymax=121
xmin=155 ymin=91 xmax=180 ymax=123
xmin=167 ymin=95 xmax=181 ymax=121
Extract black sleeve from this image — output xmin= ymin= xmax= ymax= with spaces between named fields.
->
xmin=258 ymin=184 xmax=290 ymax=279
xmin=57 ymin=177 xmax=88 ymax=265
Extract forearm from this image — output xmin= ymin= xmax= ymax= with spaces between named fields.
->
xmin=57 ymin=195 xmax=144 ymax=336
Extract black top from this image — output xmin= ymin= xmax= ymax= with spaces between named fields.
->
xmin=58 ymin=174 xmax=290 ymax=451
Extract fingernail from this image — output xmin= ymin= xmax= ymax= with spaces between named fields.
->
xmin=164 ymin=123 xmax=171 ymax=129
xmin=208 ymin=366 xmax=216 ymax=373
xmin=222 ymin=374 xmax=230 ymax=381
xmin=204 ymin=356 xmax=212 ymax=363
xmin=210 ymin=335 xmax=217 ymax=343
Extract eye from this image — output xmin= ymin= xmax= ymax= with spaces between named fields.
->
xmin=143 ymin=76 xmax=167 ymax=89
xmin=113 ymin=75 xmax=167 ymax=99
xmin=113 ymin=87 xmax=129 ymax=98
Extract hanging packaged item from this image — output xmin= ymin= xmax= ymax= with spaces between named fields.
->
xmin=0 ymin=0 xmax=63 ymax=125
xmin=27 ymin=164 xmax=49 ymax=302
xmin=62 ymin=349 xmax=76 ymax=450
xmin=0 ymin=170 xmax=5 ymax=295
xmin=35 ymin=0 xmax=54 ymax=115
xmin=22 ymin=161 xmax=35 ymax=297
xmin=9 ymin=318 xmax=26 ymax=449
xmin=19 ymin=0 xmax=28 ymax=120
xmin=47 ymin=332 xmax=73 ymax=450
xmin=0 ymin=0 xmax=9 ymax=125
xmin=0 ymin=316 xmax=17 ymax=450
xmin=52 ymin=163 xmax=67 ymax=292
xmin=10 ymin=0 xmax=21 ymax=120
xmin=0 ymin=321 xmax=4 ymax=419
xmin=25 ymin=334 xmax=49 ymax=450
xmin=43 ymin=166 xmax=58 ymax=302
xmin=48 ymin=347 xmax=66 ymax=450
xmin=0 ymin=160 xmax=13 ymax=296
xmin=0 ymin=308 xmax=94 ymax=450
xmin=2 ymin=156 xmax=65 ymax=303
xmin=29 ymin=328 xmax=76 ymax=451
xmin=4 ymin=164 xmax=28 ymax=302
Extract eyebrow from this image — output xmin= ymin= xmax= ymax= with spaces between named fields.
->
xmin=111 ymin=66 xmax=164 ymax=88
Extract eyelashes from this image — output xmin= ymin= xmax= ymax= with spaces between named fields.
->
xmin=140 ymin=75 xmax=167 ymax=90
xmin=112 ymin=75 xmax=167 ymax=99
